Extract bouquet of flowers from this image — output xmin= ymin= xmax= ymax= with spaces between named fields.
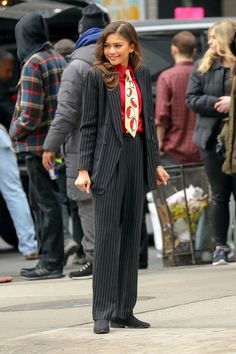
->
xmin=166 ymin=185 xmax=208 ymax=242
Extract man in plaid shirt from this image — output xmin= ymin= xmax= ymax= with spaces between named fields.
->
xmin=10 ymin=13 xmax=66 ymax=280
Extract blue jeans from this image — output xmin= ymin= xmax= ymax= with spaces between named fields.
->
xmin=0 ymin=130 xmax=37 ymax=255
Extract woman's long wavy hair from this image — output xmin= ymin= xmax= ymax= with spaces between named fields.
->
xmin=198 ymin=19 xmax=236 ymax=74
xmin=94 ymin=21 xmax=143 ymax=90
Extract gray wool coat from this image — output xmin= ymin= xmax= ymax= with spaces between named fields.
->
xmin=43 ymin=44 xmax=96 ymax=201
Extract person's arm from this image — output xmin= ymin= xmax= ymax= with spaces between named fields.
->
xmin=77 ymin=69 xmax=99 ymax=172
xmin=156 ymin=165 xmax=169 ymax=185
xmin=214 ymin=96 xmax=231 ymax=113
xmin=74 ymin=169 xmax=91 ymax=194
xmin=185 ymin=61 xmax=221 ymax=117
xmin=75 ymin=69 xmax=99 ymax=194
xmin=156 ymin=126 xmax=165 ymax=156
xmin=43 ymin=61 xmax=85 ymax=152
xmin=155 ymin=74 xmax=171 ymax=156
xmin=144 ymin=66 xmax=169 ymax=184
xmin=9 ymin=63 xmax=44 ymax=140
xmin=43 ymin=62 xmax=85 ymax=170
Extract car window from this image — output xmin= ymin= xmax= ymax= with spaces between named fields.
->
xmin=138 ymin=34 xmax=174 ymax=81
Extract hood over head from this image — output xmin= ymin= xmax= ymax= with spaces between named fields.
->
xmin=15 ymin=13 xmax=49 ymax=63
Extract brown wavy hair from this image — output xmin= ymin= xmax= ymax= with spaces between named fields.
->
xmin=94 ymin=21 xmax=143 ymax=90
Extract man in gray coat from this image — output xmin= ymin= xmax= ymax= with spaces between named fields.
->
xmin=43 ymin=3 xmax=109 ymax=279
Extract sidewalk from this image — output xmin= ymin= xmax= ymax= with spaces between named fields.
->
xmin=0 ymin=245 xmax=236 ymax=354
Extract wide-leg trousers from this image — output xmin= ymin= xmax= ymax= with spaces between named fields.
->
xmin=92 ymin=134 xmax=145 ymax=320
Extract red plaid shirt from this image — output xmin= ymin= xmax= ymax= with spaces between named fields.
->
xmin=155 ymin=61 xmax=200 ymax=163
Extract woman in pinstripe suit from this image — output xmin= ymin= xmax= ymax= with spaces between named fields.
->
xmin=75 ymin=21 xmax=169 ymax=334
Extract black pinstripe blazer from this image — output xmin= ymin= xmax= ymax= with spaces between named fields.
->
xmin=78 ymin=64 xmax=161 ymax=194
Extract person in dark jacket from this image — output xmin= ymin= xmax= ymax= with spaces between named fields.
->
xmin=186 ymin=19 xmax=236 ymax=266
xmin=0 ymin=50 xmax=15 ymax=130
xmin=43 ymin=3 xmax=109 ymax=279
xmin=9 ymin=13 xmax=65 ymax=280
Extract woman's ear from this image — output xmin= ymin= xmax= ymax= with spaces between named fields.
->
xmin=171 ymin=44 xmax=178 ymax=57
xmin=129 ymin=43 xmax=135 ymax=53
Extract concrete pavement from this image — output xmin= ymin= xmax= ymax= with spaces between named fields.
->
xmin=0 ymin=245 xmax=236 ymax=354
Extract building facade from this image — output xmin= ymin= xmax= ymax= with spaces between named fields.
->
xmin=145 ymin=0 xmax=236 ymax=19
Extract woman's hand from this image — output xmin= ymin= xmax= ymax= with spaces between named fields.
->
xmin=214 ymin=96 xmax=231 ymax=113
xmin=42 ymin=151 xmax=56 ymax=171
xmin=156 ymin=165 xmax=170 ymax=185
xmin=75 ymin=170 xmax=91 ymax=194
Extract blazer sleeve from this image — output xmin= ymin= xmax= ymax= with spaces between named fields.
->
xmin=185 ymin=61 xmax=221 ymax=117
xmin=145 ymin=66 xmax=161 ymax=167
xmin=78 ymin=69 xmax=99 ymax=171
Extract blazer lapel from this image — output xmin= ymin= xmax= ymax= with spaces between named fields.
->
xmin=135 ymin=70 xmax=148 ymax=118
xmin=107 ymin=86 xmax=123 ymax=143
xmin=135 ymin=69 xmax=150 ymax=137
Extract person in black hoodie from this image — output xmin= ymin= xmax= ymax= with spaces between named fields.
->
xmin=9 ymin=13 xmax=66 ymax=280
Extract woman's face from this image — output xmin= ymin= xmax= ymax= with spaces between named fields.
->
xmin=103 ymin=33 xmax=134 ymax=67
xmin=208 ymin=28 xmax=217 ymax=54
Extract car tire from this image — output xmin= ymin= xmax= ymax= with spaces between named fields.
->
xmin=0 ymin=192 xmax=18 ymax=248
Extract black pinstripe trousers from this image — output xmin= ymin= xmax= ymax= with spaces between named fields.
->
xmin=92 ymin=134 xmax=145 ymax=320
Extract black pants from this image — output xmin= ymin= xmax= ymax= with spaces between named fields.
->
xmin=200 ymin=145 xmax=236 ymax=246
xmin=25 ymin=156 xmax=64 ymax=270
xmin=92 ymin=134 xmax=145 ymax=320
xmin=139 ymin=197 xmax=149 ymax=267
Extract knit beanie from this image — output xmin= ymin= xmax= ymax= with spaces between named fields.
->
xmin=78 ymin=3 xmax=107 ymax=35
